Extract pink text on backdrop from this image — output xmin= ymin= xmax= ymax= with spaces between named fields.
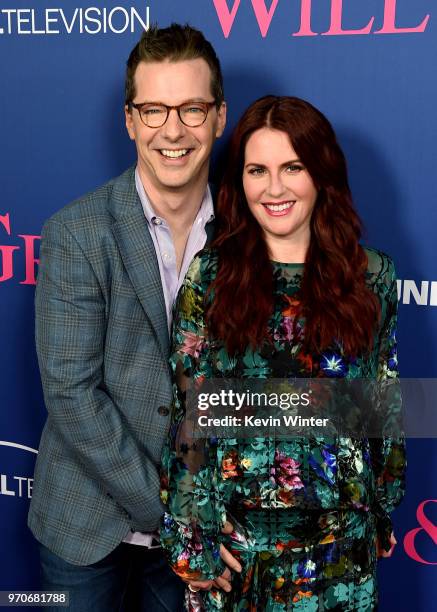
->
xmin=0 ymin=213 xmax=40 ymax=285
xmin=404 ymin=500 xmax=437 ymax=565
xmin=213 ymin=0 xmax=430 ymax=38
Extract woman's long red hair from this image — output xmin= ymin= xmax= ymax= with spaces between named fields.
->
xmin=206 ymin=96 xmax=380 ymax=356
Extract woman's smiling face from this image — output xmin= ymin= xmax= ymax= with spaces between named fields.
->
xmin=242 ymin=127 xmax=318 ymax=254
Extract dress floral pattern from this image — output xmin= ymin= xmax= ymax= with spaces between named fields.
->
xmin=160 ymin=247 xmax=406 ymax=611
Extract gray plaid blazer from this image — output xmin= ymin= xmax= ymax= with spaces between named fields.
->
xmin=28 ymin=166 xmax=207 ymax=565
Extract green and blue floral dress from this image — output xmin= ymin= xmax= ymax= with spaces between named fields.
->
xmin=160 ymin=247 xmax=406 ymax=611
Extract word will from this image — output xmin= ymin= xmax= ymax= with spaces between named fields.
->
xmin=212 ymin=0 xmax=430 ymax=38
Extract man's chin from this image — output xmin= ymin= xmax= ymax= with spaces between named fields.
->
xmin=155 ymin=167 xmax=204 ymax=191
xmin=156 ymin=176 xmax=193 ymax=192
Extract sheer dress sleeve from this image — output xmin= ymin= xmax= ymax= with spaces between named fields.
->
xmin=160 ymin=254 xmax=227 ymax=581
xmin=369 ymin=254 xmax=407 ymax=551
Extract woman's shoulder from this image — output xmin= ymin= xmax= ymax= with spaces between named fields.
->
xmin=363 ymin=246 xmax=397 ymax=309
xmin=364 ymin=246 xmax=396 ymax=283
xmin=184 ymin=247 xmax=219 ymax=290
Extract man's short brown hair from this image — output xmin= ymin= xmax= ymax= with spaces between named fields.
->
xmin=125 ymin=23 xmax=224 ymax=107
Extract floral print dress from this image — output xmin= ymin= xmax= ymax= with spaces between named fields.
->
xmin=160 ymin=247 xmax=406 ymax=612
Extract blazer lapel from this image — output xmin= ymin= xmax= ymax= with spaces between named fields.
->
xmin=109 ymin=167 xmax=169 ymax=358
xmin=205 ymin=218 xmax=215 ymax=244
xmin=205 ymin=182 xmax=217 ymax=244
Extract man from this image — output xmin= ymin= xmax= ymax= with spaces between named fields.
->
xmin=28 ymin=24 xmax=238 ymax=611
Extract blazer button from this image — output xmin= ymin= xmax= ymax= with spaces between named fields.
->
xmin=157 ymin=405 xmax=169 ymax=416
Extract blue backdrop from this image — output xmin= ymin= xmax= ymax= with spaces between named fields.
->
xmin=1 ymin=1 xmax=436 ymax=609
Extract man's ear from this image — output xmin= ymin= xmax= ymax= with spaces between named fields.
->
xmin=215 ymin=101 xmax=227 ymax=138
xmin=125 ymin=105 xmax=135 ymax=141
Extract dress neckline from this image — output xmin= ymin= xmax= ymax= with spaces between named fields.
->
xmin=270 ymin=260 xmax=304 ymax=267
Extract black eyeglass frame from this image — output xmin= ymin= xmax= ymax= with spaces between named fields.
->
xmin=128 ymin=100 xmax=218 ymax=128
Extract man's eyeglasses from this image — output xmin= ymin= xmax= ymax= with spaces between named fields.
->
xmin=128 ymin=100 xmax=217 ymax=128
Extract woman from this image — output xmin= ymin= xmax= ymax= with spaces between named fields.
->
xmin=160 ymin=96 xmax=406 ymax=611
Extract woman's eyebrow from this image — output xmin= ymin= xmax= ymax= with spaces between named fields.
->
xmin=244 ymin=158 xmax=302 ymax=168
xmin=244 ymin=162 xmax=266 ymax=168
xmin=281 ymin=158 xmax=301 ymax=165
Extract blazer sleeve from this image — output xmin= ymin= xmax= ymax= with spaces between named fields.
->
xmin=369 ymin=256 xmax=406 ymax=551
xmin=35 ymin=218 xmax=164 ymax=530
xmin=160 ymin=254 xmax=227 ymax=581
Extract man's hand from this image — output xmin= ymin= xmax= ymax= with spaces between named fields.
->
xmin=185 ymin=521 xmax=242 ymax=592
xmin=376 ymin=531 xmax=397 ymax=558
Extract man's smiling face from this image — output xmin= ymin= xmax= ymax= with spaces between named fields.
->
xmin=125 ymin=58 xmax=226 ymax=197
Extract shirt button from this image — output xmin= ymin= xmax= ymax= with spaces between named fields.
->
xmin=153 ymin=218 xmax=162 ymax=226
xmin=157 ymin=405 xmax=169 ymax=416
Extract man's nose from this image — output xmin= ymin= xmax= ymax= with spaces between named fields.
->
xmin=161 ymin=108 xmax=186 ymax=140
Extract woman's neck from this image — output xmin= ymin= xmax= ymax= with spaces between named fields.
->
xmin=265 ymin=233 xmax=309 ymax=264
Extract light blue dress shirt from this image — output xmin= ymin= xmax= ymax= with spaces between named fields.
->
xmin=135 ymin=168 xmax=214 ymax=329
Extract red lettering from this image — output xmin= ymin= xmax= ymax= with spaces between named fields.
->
xmin=212 ymin=0 xmax=241 ymax=38
xmin=0 ymin=213 xmax=12 ymax=235
xmin=212 ymin=0 xmax=430 ymax=38
xmin=404 ymin=500 xmax=437 ymax=565
xmin=322 ymin=0 xmax=374 ymax=36
xmin=293 ymin=0 xmax=317 ymax=37
xmin=0 ymin=245 xmax=19 ymax=282
xmin=213 ymin=0 xmax=279 ymax=38
xmin=0 ymin=213 xmax=19 ymax=282
xmin=0 ymin=213 xmax=41 ymax=284
xmin=375 ymin=0 xmax=430 ymax=35
xmin=19 ymin=235 xmax=40 ymax=286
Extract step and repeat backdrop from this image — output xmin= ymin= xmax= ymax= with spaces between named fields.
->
xmin=1 ymin=1 xmax=436 ymax=609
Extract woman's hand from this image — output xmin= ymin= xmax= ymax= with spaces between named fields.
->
xmin=376 ymin=531 xmax=397 ymax=558
xmin=185 ymin=521 xmax=242 ymax=592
